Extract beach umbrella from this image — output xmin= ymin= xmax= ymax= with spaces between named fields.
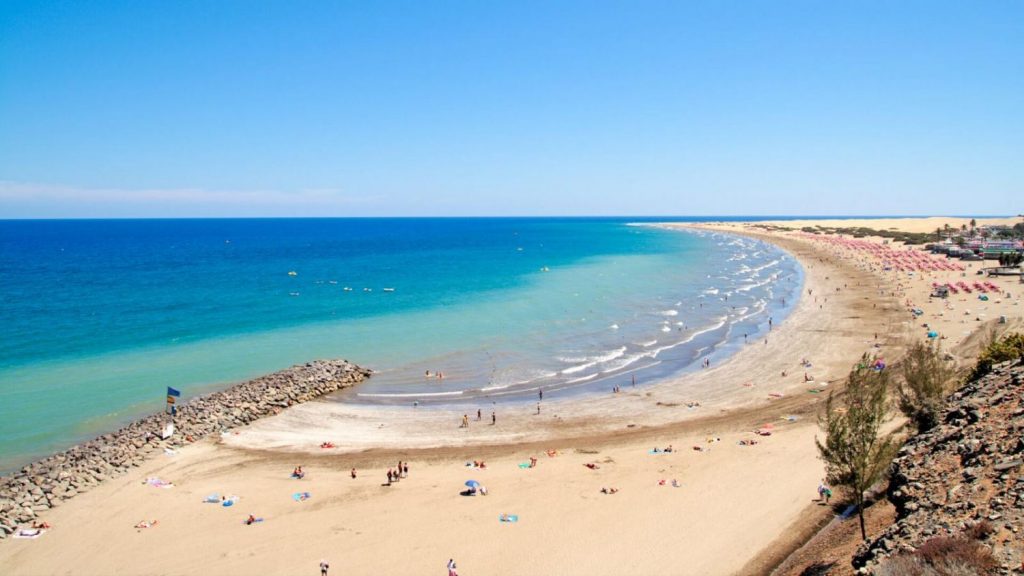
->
xmin=927 ymin=331 xmax=939 ymax=339
xmin=465 ymin=480 xmax=480 ymax=488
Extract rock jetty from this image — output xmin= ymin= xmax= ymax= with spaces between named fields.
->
xmin=854 ymin=359 xmax=1024 ymax=573
xmin=0 ymin=359 xmax=370 ymax=537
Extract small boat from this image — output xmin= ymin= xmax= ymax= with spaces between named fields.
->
xmin=343 ymin=287 xmax=353 ymax=292
xmin=363 ymin=288 xmax=372 ymax=292
xmin=382 ymin=288 xmax=395 ymax=292
xmin=540 ymin=266 xmax=550 ymax=272
xmin=287 ymin=271 xmax=298 ymax=276
xmin=289 ymin=292 xmax=300 ymax=297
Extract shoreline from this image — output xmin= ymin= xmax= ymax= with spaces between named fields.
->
xmin=219 ymin=225 xmax=888 ymax=456
xmin=2 ymin=216 xmax=1020 ymax=575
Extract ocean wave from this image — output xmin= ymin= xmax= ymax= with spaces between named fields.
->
xmin=560 ymin=346 xmax=628 ymax=375
xmin=566 ymin=373 xmax=598 ymax=384
xmin=660 ymin=309 xmax=679 ymax=316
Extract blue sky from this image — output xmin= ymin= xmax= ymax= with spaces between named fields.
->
xmin=0 ymin=1 xmax=1020 ymax=217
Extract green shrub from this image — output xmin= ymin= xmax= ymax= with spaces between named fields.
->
xmin=968 ymin=333 xmax=1024 ymax=381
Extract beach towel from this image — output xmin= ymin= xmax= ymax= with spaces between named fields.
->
xmin=648 ymin=449 xmax=668 ymax=455
xmin=292 ymin=492 xmax=312 ymax=502
xmin=518 ymin=463 xmax=530 ymax=469
xmin=13 ymin=528 xmax=44 ymax=539
xmin=203 ymin=494 xmax=220 ymax=503
xmin=145 ymin=477 xmax=174 ymax=489
xmin=499 ymin=515 xmax=519 ymax=523
xmin=222 ymin=498 xmax=237 ymax=507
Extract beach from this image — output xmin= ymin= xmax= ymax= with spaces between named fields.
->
xmin=1 ymin=217 xmax=1021 ymax=576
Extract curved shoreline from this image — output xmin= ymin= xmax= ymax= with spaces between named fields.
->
xmin=0 ymin=221 xmax=924 ymax=576
xmin=221 ymin=225 xmax=898 ymax=455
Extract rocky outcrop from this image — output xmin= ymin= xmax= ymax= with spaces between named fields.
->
xmin=0 ymin=359 xmax=370 ymax=536
xmin=854 ymin=359 xmax=1024 ymax=573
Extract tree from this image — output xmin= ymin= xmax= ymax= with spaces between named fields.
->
xmin=817 ymin=355 xmax=896 ymax=540
xmin=897 ymin=341 xmax=955 ymax=433
xmin=970 ymin=218 xmax=977 ymax=232
xmin=935 ymin=226 xmax=942 ymax=241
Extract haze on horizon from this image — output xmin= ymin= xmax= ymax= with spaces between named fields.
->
xmin=0 ymin=1 xmax=1020 ymax=218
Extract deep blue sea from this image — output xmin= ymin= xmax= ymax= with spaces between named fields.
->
xmin=0 ymin=217 xmax=804 ymax=472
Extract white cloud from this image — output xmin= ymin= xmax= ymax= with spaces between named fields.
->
xmin=0 ymin=181 xmax=387 ymax=217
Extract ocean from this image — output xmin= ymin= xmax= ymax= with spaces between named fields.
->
xmin=0 ymin=217 xmax=803 ymax=472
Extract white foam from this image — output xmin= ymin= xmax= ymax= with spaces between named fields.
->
xmin=660 ymin=309 xmax=679 ymax=316
xmin=566 ymin=373 xmax=598 ymax=384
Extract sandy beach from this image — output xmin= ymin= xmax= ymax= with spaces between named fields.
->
xmin=2 ymin=217 xmax=1021 ymax=576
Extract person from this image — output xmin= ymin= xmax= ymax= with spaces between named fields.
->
xmin=477 ymin=408 xmax=481 ymax=421
xmin=403 ymin=462 xmax=409 ymax=477
xmin=320 ymin=560 xmax=330 ymax=576
xmin=491 ymin=411 xmax=496 ymax=425
xmin=292 ymin=466 xmax=304 ymax=479
xmin=539 ymin=388 xmax=543 ymax=401
xmin=529 ymin=457 xmax=537 ymax=468
xmin=387 ymin=469 xmax=393 ymax=485
xmin=351 ymin=468 xmax=356 ymax=479
xmin=447 ymin=558 xmax=458 ymax=576
xmin=671 ymin=479 xmax=680 ymax=488
xmin=536 ymin=402 xmax=541 ymax=414
xmin=245 ymin=515 xmax=256 ymax=526
xmin=665 ymin=444 xmax=673 ymax=453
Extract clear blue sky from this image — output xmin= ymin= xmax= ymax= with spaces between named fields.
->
xmin=0 ymin=1 xmax=1020 ymax=217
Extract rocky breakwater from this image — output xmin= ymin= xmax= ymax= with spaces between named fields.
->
xmin=0 ymin=359 xmax=370 ymax=538
xmin=854 ymin=359 xmax=1024 ymax=574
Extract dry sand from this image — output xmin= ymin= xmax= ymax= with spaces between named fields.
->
xmin=1 ymin=218 xmax=1020 ymax=576
xmin=749 ymin=216 xmax=1021 ymax=235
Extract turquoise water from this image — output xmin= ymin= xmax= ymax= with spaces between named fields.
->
xmin=0 ymin=218 xmax=802 ymax=472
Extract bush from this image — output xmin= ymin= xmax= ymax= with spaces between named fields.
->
xmin=897 ymin=341 xmax=955 ymax=433
xmin=876 ymin=536 xmax=999 ymax=576
xmin=968 ymin=332 xmax=1024 ymax=381
xmin=916 ymin=536 xmax=999 ymax=575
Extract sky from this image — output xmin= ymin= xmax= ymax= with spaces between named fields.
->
xmin=0 ymin=1 xmax=1021 ymax=218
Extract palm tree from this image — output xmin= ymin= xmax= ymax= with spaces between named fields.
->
xmin=935 ymin=226 xmax=942 ymax=241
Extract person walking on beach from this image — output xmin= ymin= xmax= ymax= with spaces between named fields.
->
xmin=536 ymin=402 xmax=541 ymax=414
xmin=539 ymin=388 xmax=543 ymax=401
xmin=447 ymin=558 xmax=458 ymax=576
xmin=351 ymin=468 xmax=356 ymax=479
xmin=491 ymin=411 xmax=496 ymax=425
xmin=320 ymin=560 xmax=329 ymax=576
xmin=477 ymin=408 xmax=481 ymax=421
xmin=403 ymin=462 xmax=409 ymax=477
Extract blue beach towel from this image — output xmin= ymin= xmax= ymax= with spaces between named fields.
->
xmin=292 ymin=492 xmax=311 ymax=502
xmin=518 ymin=463 xmax=530 ymax=469
xmin=499 ymin=515 xmax=519 ymax=523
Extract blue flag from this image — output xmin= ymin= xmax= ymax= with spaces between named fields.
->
xmin=166 ymin=387 xmax=181 ymax=415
